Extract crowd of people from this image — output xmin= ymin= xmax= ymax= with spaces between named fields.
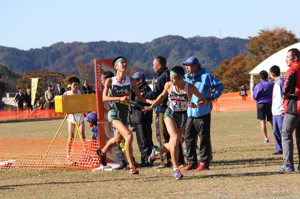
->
xmin=87 ymin=55 xmax=225 ymax=180
xmin=13 ymin=80 xmax=95 ymax=111
xmin=253 ymin=48 xmax=300 ymax=172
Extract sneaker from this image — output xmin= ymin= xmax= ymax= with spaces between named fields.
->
xmin=96 ymin=149 xmax=107 ymax=166
xmin=173 ymin=169 xmax=183 ymax=180
xmin=278 ymin=165 xmax=295 ymax=172
xmin=272 ymin=151 xmax=283 ymax=155
xmin=182 ymin=162 xmax=198 ymax=171
xmin=129 ymin=166 xmax=139 ymax=174
xmin=195 ymin=162 xmax=209 ymax=171
xmin=264 ymin=138 xmax=269 ymax=143
xmin=148 ymin=146 xmax=158 ymax=164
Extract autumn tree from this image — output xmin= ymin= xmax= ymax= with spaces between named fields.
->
xmin=214 ymin=55 xmax=255 ymax=92
xmin=16 ymin=69 xmax=66 ymax=101
xmin=247 ymin=27 xmax=298 ymax=65
xmin=76 ymin=59 xmax=93 ymax=83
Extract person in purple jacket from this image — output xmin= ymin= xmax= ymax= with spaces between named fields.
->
xmin=253 ymin=70 xmax=274 ymax=143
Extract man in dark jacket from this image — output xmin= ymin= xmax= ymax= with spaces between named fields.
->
xmin=54 ymin=82 xmax=65 ymax=96
xmin=279 ymin=48 xmax=300 ymax=172
xmin=131 ymin=71 xmax=153 ymax=167
xmin=24 ymin=88 xmax=32 ymax=110
xmin=14 ymin=88 xmax=24 ymax=111
xmin=145 ymin=56 xmax=184 ymax=168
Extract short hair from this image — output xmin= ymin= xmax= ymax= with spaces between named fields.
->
xmin=69 ymin=77 xmax=80 ymax=84
xmin=288 ymin=48 xmax=300 ymax=61
xmin=57 ymin=82 xmax=61 ymax=85
xmin=90 ymin=121 xmax=97 ymax=126
xmin=259 ymin=70 xmax=268 ymax=80
xmin=102 ymin=71 xmax=114 ymax=81
xmin=171 ymin=66 xmax=185 ymax=77
xmin=154 ymin=56 xmax=166 ymax=68
xmin=269 ymin=65 xmax=280 ymax=77
xmin=18 ymin=88 xmax=22 ymax=90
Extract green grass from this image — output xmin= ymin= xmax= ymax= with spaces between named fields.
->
xmin=1 ymin=111 xmax=300 ymax=198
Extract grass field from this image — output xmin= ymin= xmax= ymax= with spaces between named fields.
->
xmin=1 ymin=111 xmax=300 ymax=198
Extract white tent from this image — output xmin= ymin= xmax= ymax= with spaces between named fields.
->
xmin=249 ymin=42 xmax=300 ymax=96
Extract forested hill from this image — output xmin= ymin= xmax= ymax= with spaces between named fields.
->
xmin=0 ymin=35 xmax=249 ymax=77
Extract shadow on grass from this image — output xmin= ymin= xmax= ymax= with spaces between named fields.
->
xmin=212 ymin=157 xmax=283 ymax=166
xmin=0 ymin=175 xmax=165 ymax=190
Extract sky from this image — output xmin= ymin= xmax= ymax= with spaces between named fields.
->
xmin=0 ymin=0 xmax=299 ymax=50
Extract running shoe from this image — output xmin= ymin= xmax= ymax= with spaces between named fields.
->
xmin=173 ymin=169 xmax=183 ymax=180
xmin=96 ymin=149 xmax=107 ymax=166
xmin=129 ymin=166 xmax=139 ymax=174
xmin=148 ymin=145 xmax=158 ymax=164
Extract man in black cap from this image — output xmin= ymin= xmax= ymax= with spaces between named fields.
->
xmin=131 ymin=71 xmax=153 ymax=167
xmin=45 ymin=84 xmax=55 ymax=109
xmin=182 ymin=56 xmax=224 ymax=171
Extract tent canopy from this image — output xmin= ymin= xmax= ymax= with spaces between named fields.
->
xmin=249 ymin=42 xmax=300 ymax=75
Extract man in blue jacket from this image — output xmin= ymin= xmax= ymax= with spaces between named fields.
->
xmin=182 ymin=56 xmax=224 ymax=171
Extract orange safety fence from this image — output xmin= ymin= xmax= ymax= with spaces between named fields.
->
xmin=0 ymin=91 xmax=257 ymax=171
xmin=0 ymin=109 xmax=64 ymax=122
xmin=0 ymin=137 xmax=101 ymax=170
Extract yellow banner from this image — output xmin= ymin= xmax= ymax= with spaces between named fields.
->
xmin=31 ymin=78 xmax=39 ymax=106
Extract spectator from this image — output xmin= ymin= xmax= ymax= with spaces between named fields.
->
xmin=144 ymin=56 xmax=185 ymax=169
xmin=278 ymin=48 xmax=300 ymax=172
xmin=131 ymin=71 xmax=154 ymax=167
xmin=269 ymin=65 xmax=284 ymax=155
xmin=14 ymin=88 xmax=24 ymax=111
xmin=84 ymin=112 xmax=98 ymax=140
xmin=54 ymin=82 xmax=65 ymax=96
xmin=45 ymin=84 xmax=55 ymax=109
xmin=239 ymin=85 xmax=248 ymax=101
xmin=182 ymin=56 xmax=224 ymax=171
xmin=24 ymin=88 xmax=32 ymax=110
xmin=253 ymin=70 xmax=274 ymax=143
xmin=82 ymin=80 xmax=94 ymax=94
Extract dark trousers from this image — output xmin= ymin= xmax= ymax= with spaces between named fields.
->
xmin=133 ymin=122 xmax=153 ymax=163
xmin=155 ymin=113 xmax=184 ymax=166
xmin=185 ymin=113 xmax=211 ymax=166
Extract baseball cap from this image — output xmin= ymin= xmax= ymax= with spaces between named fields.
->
xmin=132 ymin=71 xmax=146 ymax=80
xmin=182 ymin=56 xmax=201 ymax=66
xmin=84 ymin=112 xmax=97 ymax=123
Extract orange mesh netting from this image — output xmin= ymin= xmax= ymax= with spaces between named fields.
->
xmin=0 ymin=109 xmax=64 ymax=122
xmin=0 ymin=137 xmax=101 ymax=170
xmin=1 ymin=91 xmax=257 ymax=170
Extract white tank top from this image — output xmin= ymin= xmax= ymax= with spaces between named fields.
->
xmin=66 ymin=90 xmax=84 ymax=124
xmin=168 ymin=82 xmax=189 ymax=112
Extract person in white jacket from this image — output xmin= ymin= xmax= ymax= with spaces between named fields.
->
xmin=270 ymin=65 xmax=284 ymax=155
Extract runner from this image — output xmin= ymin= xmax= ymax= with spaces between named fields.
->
xmin=143 ymin=66 xmax=207 ymax=179
xmin=97 ymin=56 xmax=152 ymax=174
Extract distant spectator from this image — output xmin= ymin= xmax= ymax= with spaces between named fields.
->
xmin=253 ymin=70 xmax=274 ymax=143
xmin=239 ymin=85 xmax=247 ymax=101
xmin=24 ymin=88 xmax=32 ymax=110
xmin=82 ymin=80 xmax=95 ymax=94
xmin=0 ymin=101 xmax=2 ymax=111
xmin=14 ymin=88 xmax=24 ymax=111
xmin=34 ymin=99 xmax=43 ymax=110
xmin=45 ymin=84 xmax=55 ymax=109
xmin=54 ymin=82 xmax=65 ymax=96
